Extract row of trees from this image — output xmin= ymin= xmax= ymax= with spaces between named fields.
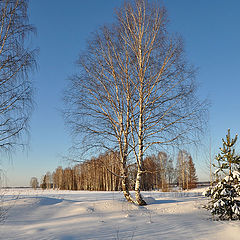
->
xmin=39 ymin=150 xmax=198 ymax=191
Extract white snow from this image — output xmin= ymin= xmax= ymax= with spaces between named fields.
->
xmin=0 ymin=188 xmax=240 ymax=240
xmin=233 ymin=171 xmax=240 ymax=180
xmin=232 ymin=203 xmax=240 ymax=215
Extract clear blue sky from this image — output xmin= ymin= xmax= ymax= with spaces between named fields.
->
xmin=3 ymin=0 xmax=240 ymax=186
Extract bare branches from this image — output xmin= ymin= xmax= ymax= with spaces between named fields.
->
xmin=0 ymin=0 xmax=37 ymax=151
xmin=64 ymin=0 xmax=207 ymax=205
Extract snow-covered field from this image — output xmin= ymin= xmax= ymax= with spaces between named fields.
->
xmin=0 ymin=188 xmax=239 ymax=240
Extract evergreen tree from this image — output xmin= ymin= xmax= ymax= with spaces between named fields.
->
xmin=203 ymin=129 xmax=240 ymax=220
xmin=41 ymin=175 xmax=47 ymax=190
xmin=214 ymin=129 xmax=240 ymax=176
xmin=188 ymin=156 xmax=198 ymax=189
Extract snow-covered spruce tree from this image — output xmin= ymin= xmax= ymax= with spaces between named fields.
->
xmin=203 ymin=129 xmax=240 ymax=220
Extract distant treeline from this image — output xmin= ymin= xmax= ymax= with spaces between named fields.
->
xmin=40 ymin=150 xmax=198 ymax=191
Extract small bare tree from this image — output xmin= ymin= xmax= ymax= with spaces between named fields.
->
xmin=30 ymin=177 xmax=38 ymax=189
xmin=177 ymin=150 xmax=188 ymax=190
xmin=0 ymin=0 xmax=37 ymax=151
xmin=64 ymin=0 xmax=207 ymax=205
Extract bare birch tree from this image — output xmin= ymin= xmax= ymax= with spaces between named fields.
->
xmin=64 ymin=9 xmax=136 ymax=202
xmin=30 ymin=177 xmax=38 ymax=189
xmin=0 ymin=0 xmax=36 ymax=150
xmin=177 ymin=150 xmax=188 ymax=190
xmin=116 ymin=0 xmax=207 ymax=204
xmin=64 ymin=0 xmax=207 ymax=205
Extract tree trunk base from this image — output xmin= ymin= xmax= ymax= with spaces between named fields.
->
xmin=135 ymin=190 xmax=147 ymax=206
xmin=122 ymin=178 xmax=135 ymax=203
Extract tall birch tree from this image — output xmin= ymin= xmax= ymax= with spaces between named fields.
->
xmin=117 ymin=0 xmax=206 ymax=204
xmin=64 ymin=0 xmax=207 ymax=205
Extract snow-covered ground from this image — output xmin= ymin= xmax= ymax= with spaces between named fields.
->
xmin=0 ymin=188 xmax=239 ymax=240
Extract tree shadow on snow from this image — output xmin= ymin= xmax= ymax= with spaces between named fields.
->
xmin=59 ymin=235 xmax=76 ymax=240
xmin=24 ymin=196 xmax=82 ymax=206
xmin=144 ymin=197 xmax=183 ymax=205
xmin=37 ymin=197 xmax=63 ymax=206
